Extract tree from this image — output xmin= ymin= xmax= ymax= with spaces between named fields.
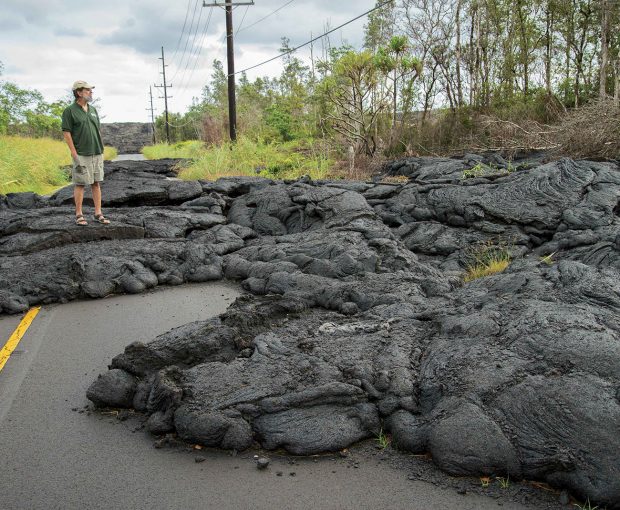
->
xmin=0 ymin=75 xmax=69 ymax=137
xmin=319 ymin=50 xmax=389 ymax=155
xmin=374 ymin=36 xmax=423 ymax=129
xmin=364 ymin=0 xmax=396 ymax=52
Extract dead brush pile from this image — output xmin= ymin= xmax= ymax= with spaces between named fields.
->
xmin=554 ymin=98 xmax=620 ymax=160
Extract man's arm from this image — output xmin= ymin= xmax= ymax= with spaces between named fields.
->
xmin=63 ymin=131 xmax=78 ymax=160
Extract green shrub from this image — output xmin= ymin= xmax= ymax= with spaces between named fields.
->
xmin=103 ymin=146 xmax=118 ymax=161
xmin=176 ymin=137 xmax=333 ymax=181
xmin=142 ymin=140 xmax=205 ymax=160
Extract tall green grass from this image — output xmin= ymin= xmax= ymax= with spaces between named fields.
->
xmin=142 ymin=137 xmax=334 ymax=181
xmin=103 ymin=146 xmax=118 ymax=161
xmin=1 ymin=135 xmax=71 ymax=195
xmin=142 ymin=140 xmax=206 ymax=160
xmin=0 ymin=135 xmax=117 ymax=195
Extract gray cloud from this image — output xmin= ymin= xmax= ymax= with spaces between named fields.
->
xmin=97 ymin=0 xmax=372 ymax=55
xmin=53 ymin=26 xmax=86 ymax=37
xmin=97 ymin=3 xmax=204 ymax=56
xmin=0 ymin=15 xmax=24 ymax=32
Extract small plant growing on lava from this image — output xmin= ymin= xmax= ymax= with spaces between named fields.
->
xmin=376 ymin=428 xmax=391 ymax=449
xmin=573 ymin=498 xmax=600 ymax=510
xmin=539 ymin=252 xmax=556 ymax=265
xmin=463 ymin=240 xmax=512 ymax=283
xmin=496 ymin=476 xmax=510 ymax=489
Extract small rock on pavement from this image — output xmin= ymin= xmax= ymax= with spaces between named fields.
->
xmin=256 ymin=457 xmax=270 ymax=470
xmin=195 ymin=456 xmax=206 ymax=463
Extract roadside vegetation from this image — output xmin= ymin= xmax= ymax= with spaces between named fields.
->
xmin=145 ymin=137 xmax=337 ymax=181
xmin=142 ymin=140 xmax=205 ymax=160
xmin=103 ymin=146 xmax=118 ymax=161
xmin=0 ymin=135 xmax=70 ymax=195
xmin=0 ymin=135 xmax=117 ymax=195
xmin=147 ymin=1 xmax=620 ymax=164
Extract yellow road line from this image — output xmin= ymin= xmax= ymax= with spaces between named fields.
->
xmin=0 ymin=307 xmax=41 ymax=372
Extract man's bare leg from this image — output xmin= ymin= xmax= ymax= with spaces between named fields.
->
xmin=91 ymin=182 xmax=102 ymax=216
xmin=74 ymin=184 xmax=85 ymax=216
xmin=91 ymin=182 xmax=109 ymax=223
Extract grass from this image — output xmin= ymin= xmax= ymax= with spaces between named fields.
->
xmin=496 ymin=476 xmax=510 ymax=489
xmin=376 ymin=429 xmax=391 ymax=449
xmin=103 ymin=146 xmax=118 ymax=161
xmin=1 ymin=135 xmax=71 ymax=195
xmin=142 ymin=140 xmax=206 ymax=160
xmin=463 ymin=241 xmax=512 ymax=283
xmin=0 ymin=135 xmax=117 ymax=195
xmin=143 ymin=137 xmax=335 ymax=181
xmin=539 ymin=252 xmax=556 ymax=265
xmin=573 ymin=499 xmax=600 ymax=510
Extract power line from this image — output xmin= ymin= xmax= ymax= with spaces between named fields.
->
xmin=170 ymin=0 xmax=201 ymax=83
xmin=176 ymin=7 xmax=214 ymax=95
xmin=176 ymin=1 xmax=205 ymax=83
xmin=235 ymin=4 xmax=250 ymax=35
xmin=236 ymin=0 xmax=295 ymax=35
xmin=170 ymin=0 xmax=193 ymax=62
xmin=232 ymin=0 xmax=395 ymax=77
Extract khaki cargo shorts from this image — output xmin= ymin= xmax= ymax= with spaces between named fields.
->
xmin=72 ymin=154 xmax=104 ymax=185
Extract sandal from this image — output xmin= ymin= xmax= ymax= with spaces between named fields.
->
xmin=93 ymin=213 xmax=110 ymax=225
xmin=75 ymin=215 xmax=88 ymax=226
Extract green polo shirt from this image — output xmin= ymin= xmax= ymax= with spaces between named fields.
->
xmin=61 ymin=102 xmax=104 ymax=156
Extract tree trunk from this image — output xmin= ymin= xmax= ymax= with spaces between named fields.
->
xmin=469 ymin=4 xmax=477 ymax=105
xmin=393 ymin=68 xmax=397 ymax=128
xmin=516 ymin=0 xmax=529 ymax=98
xmin=615 ymin=59 xmax=620 ymax=106
xmin=475 ymin=5 xmax=482 ymax=107
xmin=545 ymin=2 xmax=553 ymax=94
xmin=599 ymin=0 xmax=609 ymax=97
xmin=564 ymin=2 xmax=574 ymax=104
xmin=455 ymin=0 xmax=463 ymax=107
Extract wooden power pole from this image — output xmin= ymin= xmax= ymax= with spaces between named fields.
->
xmin=154 ymin=46 xmax=172 ymax=143
xmin=146 ymin=86 xmax=157 ymax=144
xmin=203 ymin=0 xmax=254 ymax=142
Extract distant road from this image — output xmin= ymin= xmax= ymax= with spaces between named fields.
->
xmin=113 ymin=153 xmax=146 ymax=161
xmin=0 ymin=284 xmax=537 ymax=510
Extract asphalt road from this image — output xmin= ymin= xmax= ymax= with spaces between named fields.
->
xmin=0 ymin=283 xmax=539 ymax=510
xmin=112 ymin=153 xmax=146 ymax=161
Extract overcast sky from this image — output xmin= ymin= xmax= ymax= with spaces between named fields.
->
xmin=0 ymin=0 xmax=377 ymax=122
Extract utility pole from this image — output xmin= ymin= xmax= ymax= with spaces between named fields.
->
xmin=154 ymin=46 xmax=172 ymax=143
xmin=146 ymin=86 xmax=157 ymax=144
xmin=203 ymin=0 xmax=254 ymax=142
